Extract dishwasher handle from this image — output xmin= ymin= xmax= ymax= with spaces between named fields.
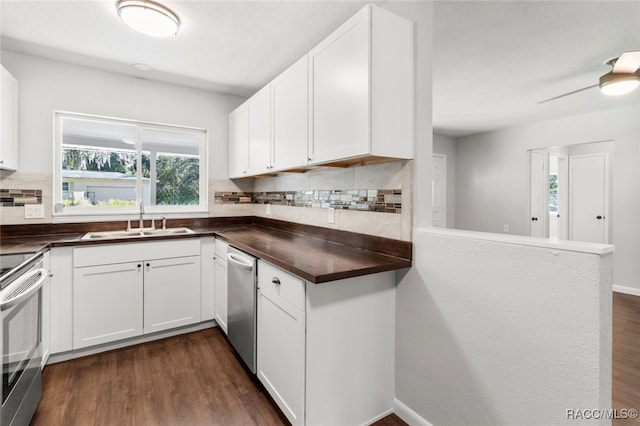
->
xmin=227 ymin=252 xmax=254 ymax=271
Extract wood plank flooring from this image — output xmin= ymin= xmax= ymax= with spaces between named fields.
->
xmin=33 ymin=292 xmax=640 ymax=425
xmin=31 ymin=327 xmax=407 ymax=426
xmin=613 ymin=292 xmax=640 ymax=426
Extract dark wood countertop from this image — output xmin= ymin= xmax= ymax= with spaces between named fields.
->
xmin=0 ymin=217 xmax=412 ymax=284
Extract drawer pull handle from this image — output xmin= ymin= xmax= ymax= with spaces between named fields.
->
xmin=272 ymin=277 xmax=281 ymax=285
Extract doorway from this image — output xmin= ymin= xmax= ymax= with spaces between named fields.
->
xmin=529 ymin=147 xmax=610 ymax=244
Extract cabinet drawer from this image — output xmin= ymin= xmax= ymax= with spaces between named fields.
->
xmin=214 ymin=239 xmax=229 ymax=258
xmin=258 ymin=261 xmax=305 ymax=311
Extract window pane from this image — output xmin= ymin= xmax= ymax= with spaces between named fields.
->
xmin=61 ymin=117 xmax=139 ymax=208
xmin=141 ymin=129 xmax=200 ymax=207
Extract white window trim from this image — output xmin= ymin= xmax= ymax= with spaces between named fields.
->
xmin=53 ymin=111 xmax=209 ymax=223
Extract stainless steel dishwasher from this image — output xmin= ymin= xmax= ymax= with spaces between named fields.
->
xmin=226 ymin=246 xmax=258 ymax=373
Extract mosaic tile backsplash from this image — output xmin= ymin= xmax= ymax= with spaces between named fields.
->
xmin=215 ymin=189 xmax=402 ymax=214
xmin=1 ymin=189 xmax=43 ymax=206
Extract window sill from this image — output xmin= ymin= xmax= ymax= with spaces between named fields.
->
xmin=52 ymin=210 xmax=209 ymax=224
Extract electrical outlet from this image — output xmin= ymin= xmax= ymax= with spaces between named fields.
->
xmin=24 ymin=204 xmax=44 ymax=219
xmin=328 ymin=207 xmax=335 ymax=224
xmin=266 ymin=204 xmax=271 ymax=216
xmin=504 ymin=224 xmax=509 ymax=233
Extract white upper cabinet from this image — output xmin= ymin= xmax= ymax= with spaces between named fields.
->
xmin=271 ymin=55 xmax=309 ymax=171
xmin=1 ymin=65 xmax=19 ymax=171
xmin=308 ymin=5 xmax=413 ymax=165
xmin=228 ymin=102 xmax=249 ymax=178
xmin=247 ymin=84 xmax=272 ymax=174
xmin=227 ymin=4 xmax=413 ymax=178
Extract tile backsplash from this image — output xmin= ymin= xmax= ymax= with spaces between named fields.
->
xmin=0 ymin=189 xmax=43 ymax=206
xmin=215 ymin=189 xmax=402 ymax=214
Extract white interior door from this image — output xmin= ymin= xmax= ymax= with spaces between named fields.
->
xmin=569 ymin=153 xmax=609 ymax=244
xmin=432 ymin=154 xmax=446 ymax=227
xmin=529 ymin=150 xmax=548 ymax=238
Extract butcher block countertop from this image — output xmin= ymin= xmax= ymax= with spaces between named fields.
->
xmin=0 ymin=217 xmax=412 ymax=284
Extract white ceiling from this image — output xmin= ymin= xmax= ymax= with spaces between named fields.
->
xmin=1 ymin=1 xmax=639 ymax=137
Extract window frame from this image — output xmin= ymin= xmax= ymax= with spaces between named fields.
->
xmin=53 ymin=111 xmax=208 ymax=222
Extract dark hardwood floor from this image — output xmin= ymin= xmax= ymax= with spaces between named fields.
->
xmin=613 ymin=292 xmax=640 ymax=426
xmin=34 ymin=293 xmax=640 ymax=425
xmin=31 ymin=327 xmax=407 ymax=426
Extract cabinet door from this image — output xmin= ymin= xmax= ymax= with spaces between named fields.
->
xmin=50 ymin=247 xmax=73 ymax=354
xmin=229 ymin=102 xmax=249 ymax=178
xmin=0 ymin=66 xmax=19 ymax=171
xmin=272 ymin=55 xmax=309 ymax=171
xmin=144 ymin=256 xmax=201 ymax=334
xmin=201 ymin=238 xmax=215 ymax=321
xmin=73 ymin=262 xmax=143 ymax=349
xmin=214 ymin=256 xmax=228 ymax=334
xmin=247 ymin=84 xmax=272 ymax=174
xmin=308 ymin=6 xmax=370 ymax=164
xmin=257 ymin=287 xmax=305 ymax=426
xmin=41 ymin=251 xmax=51 ymax=368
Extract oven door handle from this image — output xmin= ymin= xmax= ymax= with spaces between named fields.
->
xmin=0 ymin=268 xmax=47 ymax=311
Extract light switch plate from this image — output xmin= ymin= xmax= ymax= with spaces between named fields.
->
xmin=25 ymin=204 xmax=45 ymax=219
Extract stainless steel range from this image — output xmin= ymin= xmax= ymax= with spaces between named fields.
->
xmin=0 ymin=252 xmax=46 ymax=426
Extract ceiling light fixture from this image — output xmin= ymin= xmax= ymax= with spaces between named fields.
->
xmin=117 ymin=0 xmax=180 ymax=38
xmin=599 ymin=71 xmax=640 ymax=96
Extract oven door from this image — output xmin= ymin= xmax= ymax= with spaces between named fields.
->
xmin=1 ymin=266 xmax=45 ymax=426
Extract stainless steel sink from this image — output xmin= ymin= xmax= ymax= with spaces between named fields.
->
xmin=81 ymin=227 xmax=195 ymax=240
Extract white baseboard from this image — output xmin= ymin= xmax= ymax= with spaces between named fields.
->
xmin=613 ymin=285 xmax=640 ymax=297
xmin=47 ymin=321 xmax=218 ymax=365
xmin=393 ymin=398 xmax=434 ymax=426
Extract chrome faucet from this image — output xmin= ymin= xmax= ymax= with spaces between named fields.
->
xmin=139 ymin=199 xmax=145 ymax=230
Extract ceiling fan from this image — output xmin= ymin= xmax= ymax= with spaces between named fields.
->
xmin=539 ymin=50 xmax=640 ymax=104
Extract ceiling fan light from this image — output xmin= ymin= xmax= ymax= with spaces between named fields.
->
xmin=117 ymin=0 xmax=180 ymax=37
xmin=599 ymin=72 xmax=640 ymax=96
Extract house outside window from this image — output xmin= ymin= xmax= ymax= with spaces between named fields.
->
xmin=54 ymin=112 xmax=208 ymax=220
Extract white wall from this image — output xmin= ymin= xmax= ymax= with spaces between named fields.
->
xmin=454 ymin=105 xmax=639 ymax=290
xmin=396 ymin=229 xmax=612 ymax=425
xmin=0 ymin=50 xmax=246 ymax=224
xmin=433 ymin=133 xmax=456 ymax=228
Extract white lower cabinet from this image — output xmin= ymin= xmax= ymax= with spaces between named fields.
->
xmin=214 ymin=239 xmax=229 ymax=334
xmin=257 ymin=262 xmax=306 ymax=425
xmin=200 ymin=237 xmax=215 ymax=321
xmin=73 ymin=261 xmax=144 ymax=349
xmin=257 ymin=260 xmax=395 ymax=426
xmin=72 ymin=239 xmax=201 ymax=350
xmin=143 ymin=256 xmax=201 ymax=334
xmin=41 ymin=251 xmax=51 ymax=368
xmin=49 ymin=247 xmax=73 ymax=354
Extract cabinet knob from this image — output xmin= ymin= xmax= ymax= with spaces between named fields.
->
xmin=531 ymin=217 xmax=538 ymax=221
xmin=596 ymin=215 xmax=603 ymax=220
xmin=146 ymin=263 xmax=150 ymax=267
xmin=137 ymin=264 xmax=142 ymax=268
xmin=272 ymin=277 xmax=281 ymax=285
xmin=242 ymin=170 xmax=247 ymax=174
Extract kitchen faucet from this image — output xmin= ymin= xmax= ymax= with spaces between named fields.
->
xmin=139 ymin=199 xmax=145 ymax=230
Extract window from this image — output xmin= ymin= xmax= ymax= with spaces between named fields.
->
xmin=54 ymin=112 xmax=207 ymax=219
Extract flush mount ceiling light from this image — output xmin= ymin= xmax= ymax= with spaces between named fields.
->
xmin=599 ymin=71 xmax=640 ymax=96
xmin=117 ymin=0 xmax=180 ymax=37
